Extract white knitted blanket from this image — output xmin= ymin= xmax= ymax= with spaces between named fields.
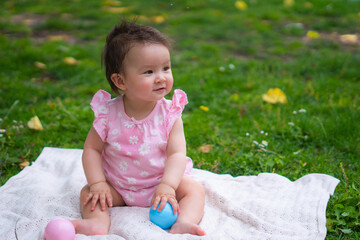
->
xmin=0 ymin=147 xmax=339 ymax=240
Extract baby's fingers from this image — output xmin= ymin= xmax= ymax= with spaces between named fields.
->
xmin=99 ymin=194 xmax=107 ymax=211
xmin=168 ymin=197 xmax=179 ymax=215
xmin=83 ymin=193 xmax=94 ymax=206
xmin=152 ymin=196 xmax=161 ymax=211
xmin=157 ymin=195 xmax=168 ymax=212
xmin=106 ymin=193 xmax=113 ymax=208
xmin=91 ymin=194 xmax=99 ymax=211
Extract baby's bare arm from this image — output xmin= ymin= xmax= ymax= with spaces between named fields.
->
xmin=151 ymin=118 xmax=187 ymax=213
xmin=82 ymin=127 xmax=112 ymax=211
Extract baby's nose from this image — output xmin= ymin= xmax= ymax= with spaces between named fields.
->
xmin=155 ymin=73 xmax=166 ymax=82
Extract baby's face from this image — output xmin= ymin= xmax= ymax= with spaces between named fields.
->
xmin=121 ymin=43 xmax=173 ymax=103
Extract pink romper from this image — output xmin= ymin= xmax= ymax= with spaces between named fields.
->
xmin=90 ymin=89 xmax=193 ymax=207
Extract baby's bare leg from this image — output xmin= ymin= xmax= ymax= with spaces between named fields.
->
xmin=72 ymin=183 xmax=125 ymax=235
xmin=170 ymin=176 xmax=206 ymax=236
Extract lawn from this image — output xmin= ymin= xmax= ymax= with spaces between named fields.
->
xmin=0 ymin=0 xmax=359 ymax=238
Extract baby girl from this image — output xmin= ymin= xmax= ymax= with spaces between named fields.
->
xmin=72 ymin=20 xmax=206 ymax=236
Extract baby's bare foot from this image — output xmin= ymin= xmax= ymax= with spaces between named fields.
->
xmin=169 ymin=221 xmax=206 ymax=236
xmin=71 ymin=219 xmax=108 ymax=236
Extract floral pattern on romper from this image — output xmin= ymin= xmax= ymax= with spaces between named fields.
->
xmin=90 ymin=89 xmax=193 ymax=207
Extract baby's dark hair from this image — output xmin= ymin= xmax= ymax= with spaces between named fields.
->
xmin=101 ymin=20 xmax=172 ymax=95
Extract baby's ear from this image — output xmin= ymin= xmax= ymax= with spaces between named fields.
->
xmin=111 ymin=73 xmax=126 ymax=91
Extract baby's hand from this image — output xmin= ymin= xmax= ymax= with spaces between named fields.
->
xmin=151 ymin=182 xmax=179 ymax=215
xmin=84 ymin=181 xmax=113 ymax=211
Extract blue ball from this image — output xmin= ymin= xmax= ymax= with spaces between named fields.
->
xmin=149 ymin=202 xmax=178 ymax=229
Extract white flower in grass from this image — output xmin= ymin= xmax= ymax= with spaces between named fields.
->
xmin=288 ymin=122 xmax=295 ymax=126
xmin=124 ymin=121 xmax=134 ymax=129
xmin=139 ymin=143 xmax=150 ymax=155
xmin=253 ymin=140 xmax=259 ymax=145
xmin=260 ymin=130 xmax=264 ymax=134
xmin=219 ymin=66 xmax=225 ymax=72
xmin=112 ymin=142 xmax=121 ymax=151
xmin=133 ymin=160 xmax=140 ymax=166
xmin=246 ymin=132 xmax=250 ymax=136
xmin=127 ymin=178 xmax=137 ymax=184
xmin=299 ymin=108 xmax=307 ymax=113
xmin=119 ymin=161 xmax=128 ymax=171
xmin=261 ymin=140 xmax=268 ymax=147
xmin=293 ymin=111 xmax=297 ymax=115
xmin=228 ymin=64 xmax=235 ymax=70
xmin=129 ymin=136 xmax=138 ymax=144
xmin=140 ymin=171 xmax=149 ymax=177
xmin=125 ymin=192 xmax=135 ymax=203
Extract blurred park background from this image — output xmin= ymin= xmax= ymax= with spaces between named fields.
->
xmin=0 ymin=0 xmax=359 ymax=238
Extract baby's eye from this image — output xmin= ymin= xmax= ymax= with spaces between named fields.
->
xmin=163 ymin=66 xmax=170 ymax=71
xmin=143 ymin=70 xmax=153 ymax=74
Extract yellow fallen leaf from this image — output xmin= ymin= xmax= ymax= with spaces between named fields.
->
xmin=150 ymin=16 xmax=165 ymax=24
xmin=262 ymin=88 xmax=287 ymax=104
xmin=198 ymin=144 xmax=213 ymax=153
xmin=49 ymin=102 xmax=56 ymax=110
xmin=47 ymin=35 xmax=69 ymax=42
xmin=340 ymin=34 xmax=358 ymax=44
xmin=200 ymin=105 xmax=210 ymax=111
xmin=27 ymin=116 xmax=44 ymax=130
xmin=132 ymin=15 xmax=148 ymax=22
xmin=19 ymin=159 xmax=30 ymax=169
xmin=230 ymin=93 xmax=239 ymax=102
xmin=306 ymin=30 xmax=320 ymax=39
xmin=235 ymin=1 xmax=248 ymax=10
xmin=104 ymin=6 xmax=130 ymax=14
xmin=102 ymin=0 xmax=121 ymax=6
xmin=64 ymin=57 xmax=79 ymax=65
xmin=304 ymin=2 xmax=313 ymax=8
xmin=284 ymin=0 xmax=294 ymax=7
xmin=23 ymin=19 xmax=34 ymax=26
xmin=34 ymin=61 xmax=47 ymax=70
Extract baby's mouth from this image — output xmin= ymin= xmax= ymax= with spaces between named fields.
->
xmin=154 ymin=86 xmax=166 ymax=91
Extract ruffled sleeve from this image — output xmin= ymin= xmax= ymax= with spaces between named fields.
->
xmin=90 ymin=90 xmax=111 ymax=142
xmin=166 ymin=89 xmax=188 ymax=136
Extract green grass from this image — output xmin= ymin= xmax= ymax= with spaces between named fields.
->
xmin=1 ymin=0 xmax=359 ymax=238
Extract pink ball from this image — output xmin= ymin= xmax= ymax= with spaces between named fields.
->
xmin=44 ymin=218 xmax=75 ymax=240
